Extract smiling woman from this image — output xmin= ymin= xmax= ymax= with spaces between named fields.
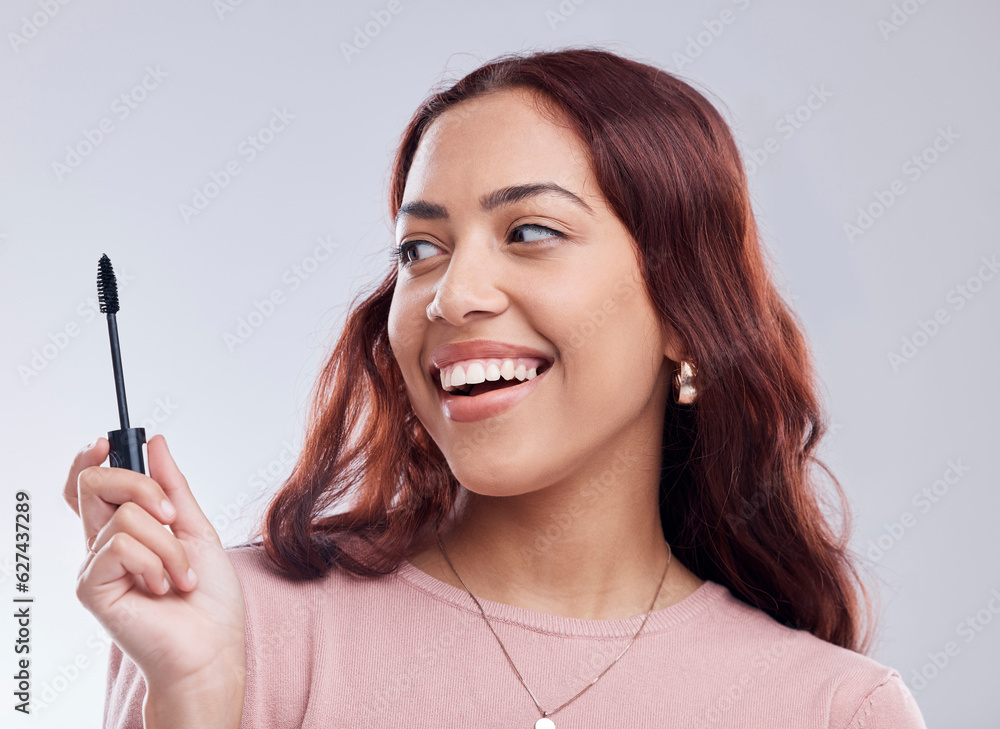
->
xmin=96 ymin=46 xmax=928 ymax=728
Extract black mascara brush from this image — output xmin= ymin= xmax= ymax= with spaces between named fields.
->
xmin=97 ymin=254 xmax=146 ymax=473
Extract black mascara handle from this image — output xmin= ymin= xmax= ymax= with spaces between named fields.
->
xmin=108 ymin=427 xmax=146 ymax=474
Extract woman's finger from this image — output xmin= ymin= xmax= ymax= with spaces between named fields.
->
xmin=90 ymin=501 xmax=198 ymax=593
xmin=63 ymin=438 xmax=110 ymax=517
xmin=145 ymin=435 xmax=219 ymax=545
xmin=77 ymin=463 xmax=178 ymax=549
xmin=76 ymin=531 xmax=172 ymax=608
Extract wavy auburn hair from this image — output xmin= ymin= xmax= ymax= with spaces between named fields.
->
xmin=254 ymin=45 xmax=876 ymax=654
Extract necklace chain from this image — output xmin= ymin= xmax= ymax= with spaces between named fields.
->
xmin=435 ymin=534 xmax=672 ymax=724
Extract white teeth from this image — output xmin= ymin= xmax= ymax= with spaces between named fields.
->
xmin=465 ymin=362 xmax=486 ymax=384
xmin=439 ymin=357 xmax=547 ymax=393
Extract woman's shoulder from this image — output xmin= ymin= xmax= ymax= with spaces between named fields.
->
xmin=225 ymin=541 xmax=325 ymax=606
xmin=700 ymin=580 xmax=927 ymax=728
xmin=223 ymin=541 xmax=351 ymax=656
xmin=223 ymin=539 xmax=380 ymax=616
xmin=223 ymin=540 xmax=405 ymax=657
xmin=223 ymin=541 xmax=373 ymax=728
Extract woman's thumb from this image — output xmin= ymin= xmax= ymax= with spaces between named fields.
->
xmin=147 ymin=435 xmax=218 ymax=544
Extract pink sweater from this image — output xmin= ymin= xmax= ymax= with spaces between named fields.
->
xmin=103 ymin=544 xmax=927 ymax=728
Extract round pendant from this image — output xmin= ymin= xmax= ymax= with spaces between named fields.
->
xmin=535 ymin=718 xmax=556 ymax=729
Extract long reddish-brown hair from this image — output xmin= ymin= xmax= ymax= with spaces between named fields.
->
xmin=254 ymin=45 xmax=876 ymax=654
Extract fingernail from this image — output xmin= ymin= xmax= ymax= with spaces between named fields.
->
xmin=160 ymin=499 xmax=176 ymax=518
xmin=186 ymin=568 xmax=197 ymax=586
xmin=161 ymin=576 xmax=170 ymax=592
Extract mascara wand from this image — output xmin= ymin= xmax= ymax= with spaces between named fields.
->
xmin=97 ymin=254 xmax=146 ymax=474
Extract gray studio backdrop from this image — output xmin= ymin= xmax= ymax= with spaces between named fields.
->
xmin=2 ymin=1 xmax=997 ymax=726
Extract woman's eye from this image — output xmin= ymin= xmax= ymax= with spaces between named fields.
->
xmin=510 ymin=223 xmax=564 ymax=244
xmin=395 ymin=240 xmax=439 ymax=265
xmin=394 ymin=223 xmax=564 ymax=267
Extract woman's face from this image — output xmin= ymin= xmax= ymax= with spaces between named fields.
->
xmin=388 ymin=87 xmax=683 ymax=496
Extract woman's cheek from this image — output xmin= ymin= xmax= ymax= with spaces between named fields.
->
xmin=387 ymin=297 xmax=424 ymax=361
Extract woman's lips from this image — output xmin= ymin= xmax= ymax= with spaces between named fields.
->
xmin=435 ymin=366 xmax=550 ymax=422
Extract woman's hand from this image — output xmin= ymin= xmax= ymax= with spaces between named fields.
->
xmin=65 ymin=434 xmax=246 ymax=724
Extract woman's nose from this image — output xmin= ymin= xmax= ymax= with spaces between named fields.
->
xmin=425 ymin=244 xmax=508 ymax=325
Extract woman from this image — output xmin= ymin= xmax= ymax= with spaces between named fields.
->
xmin=67 ymin=47 xmax=928 ymax=728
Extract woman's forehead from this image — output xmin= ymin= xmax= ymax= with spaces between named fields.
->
xmin=418 ymin=90 xmax=583 ymax=164
xmin=405 ymin=94 xmax=595 ymax=210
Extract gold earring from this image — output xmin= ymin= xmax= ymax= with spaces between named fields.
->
xmin=673 ymin=360 xmax=697 ymax=404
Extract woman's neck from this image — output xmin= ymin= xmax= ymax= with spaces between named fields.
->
xmin=405 ymin=483 xmax=704 ymax=621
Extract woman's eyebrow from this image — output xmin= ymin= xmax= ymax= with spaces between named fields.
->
xmin=394 ymin=182 xmax=595 ymax=229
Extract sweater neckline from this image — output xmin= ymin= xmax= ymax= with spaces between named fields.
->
xmin=395 ymin=557 xmax=727 ymax=639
